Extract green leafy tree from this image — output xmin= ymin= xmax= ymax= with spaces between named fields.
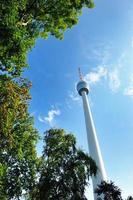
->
xmin=127 ymin=196 xmax=133 ymax=200
xmin=95 ymin=181 xmax=123 ymax=200
xmin=0 ymin=75 xmax=39 ymax=199
xmin=0 ymin=0 xmax=94 ymax=76
xmin=30 ymin=128 xmax=97 ymax=200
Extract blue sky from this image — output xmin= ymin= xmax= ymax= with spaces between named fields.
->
xmin=24 ymin=0 xmax=133 ymax=198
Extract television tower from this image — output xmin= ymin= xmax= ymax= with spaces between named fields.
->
xmin=77 ymin=68 xmax=107 ymax=200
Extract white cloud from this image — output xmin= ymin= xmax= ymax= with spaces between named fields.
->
xmin=80 ymin=37 xmax=111 ymax=65
xmin=91 ymin=45 xmax=111 ymax=64
xmin=69 ymin=38 xmax=132 ymax=106
xmin=124 ymin=87 xmax=133 ymax=97
xmin=108 ymin=69 xmax=121 ymax=92
xmin=124 ymin=73 xmax=133 ymax=98
xmin=30 ymin=111 xmax=36 ymax=117
xmin=69 ymin=66 xmax=121 ymax=105
xmin=69 ymin=92 xmax=80 ymax=101
xmin=68 ymin=67 xmax=107 ymax=105
xmin=84 ymin=66 xmax=108 ymax=85
xmin=65 ymin=99 xmax=72 ymax=109
xmin=38 ymin=108 xmax=61 ymax=126
xmin=129 ymin=74 xmax=133 ymax=84
xmin=83 ymin=66 xmax=121 ymax=93
xmin=38 ymin=116 xmax=45 ymax=123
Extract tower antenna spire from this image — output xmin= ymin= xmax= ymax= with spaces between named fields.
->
xmin=78 ymin=67 xmax=83 ymax=81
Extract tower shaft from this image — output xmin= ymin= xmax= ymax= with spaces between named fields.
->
xmin=81 ymin=90 xmax=107 ymax=199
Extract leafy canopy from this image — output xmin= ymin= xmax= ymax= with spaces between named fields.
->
xmin=127 ymin=197 xmax=133 ymax=200
xmin=0 ymin=0 xmax=94 ymax=76
xmin=30 ymin=129 xmax=97 ymax=200
xmin=95 ymin=181 xmax=123 ymax=200
xmin=0 ymin=75 xmax=39 ymax=199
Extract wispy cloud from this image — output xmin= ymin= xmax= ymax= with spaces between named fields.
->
xmin=124 ymin=87 xmax=133 ymax=97
xmin=91 ymin=45 xmax=111 ymax=65
xmin=38 ymin=116 xmax=45 ymax=123
xmin=68 ymin=67 xmax=107 ymax=105
xmin=38 ymin=108 xmax=61 ymax=126
xmin=65 ymin=99 xmax=72 ymax=109
xmin=80 ymin=38 xmax=111 ymax=65
xmin=79 ymin=36 xmax=133 ymax=99
xmin=80 ymin=39 xmax=120 ymax=92
xmin=30 ymin=110 xmax=36 ymax=117
xmin=83 ymin=66 xmax=121 ymax=92
xmin=124 ymin=74 xmax=133 ymax=98
xmin=69 ymin=65 xmax=121 ymax=105
xmin=84 ymin=66 xmax=108 ymax=85
xmin=108 ymin=69 xmax=121 ymax=92
xmin=69 ymin=92 xmax=80 ymax=101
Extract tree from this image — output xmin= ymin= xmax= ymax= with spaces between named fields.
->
xmin=29 ymin=129 xmax=97 ymax=200
xmin=0 ymin=75 xmax=39 ymax=199
xmin=0 ymin=0 xmax=94 ymax=76
xmin=95 ymin=181 xmax=123 ymax=200
xmin=127 ymin=196 xmax=133 ymax=200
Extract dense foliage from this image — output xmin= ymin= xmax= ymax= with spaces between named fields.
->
xmin=30 ymin=129 xmax=97 ymax=200
xmin=0 ymin=0 xmax=94 ymax=76
xmin=0 ymin=75 xmax=39 ymax=199
xmin=127 ymin=197 xmax=133 ymax=200
xmin=95 ymin=181 xmax=123 ymax=200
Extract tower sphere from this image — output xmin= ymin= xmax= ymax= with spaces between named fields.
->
xmin=77 ymin=80 xmax=89 ymax=96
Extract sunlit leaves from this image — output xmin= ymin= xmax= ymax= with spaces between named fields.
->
xmin=30 ymin=129 xmax=97 ymax=200
xmin=0 ymin=75 xmax=39 ymax=199
xmin=0 ymin=0 xmax=94 ymax=75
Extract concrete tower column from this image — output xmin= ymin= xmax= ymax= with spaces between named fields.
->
xmin=77 ymin=80 xmax=107 ymax=200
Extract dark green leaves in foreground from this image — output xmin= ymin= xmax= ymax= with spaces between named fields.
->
xmin=0 ymin=0 xmax=94 ymax=76
xmin=95 ymin=181 xmax=133 ymax=200
xmin=30 ymin=129 xmax=97 ymax=200
xmin=0 ymin=75 xmax=39 ymax=199
xmin=95 ymin=181 xmax=123 ymax=200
